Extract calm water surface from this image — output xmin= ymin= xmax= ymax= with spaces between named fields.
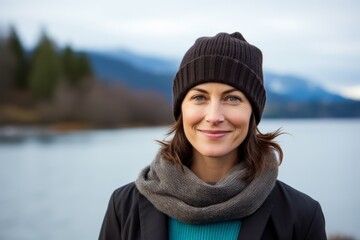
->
xmin=0 ymin=119 xmax=359 ymax=239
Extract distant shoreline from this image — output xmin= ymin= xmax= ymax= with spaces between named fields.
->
xmin=1 ymin=118 xmax=359 ymax=140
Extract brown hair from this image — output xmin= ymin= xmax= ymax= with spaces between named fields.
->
xmin=158 ymin=114 xmax=283 ymax=182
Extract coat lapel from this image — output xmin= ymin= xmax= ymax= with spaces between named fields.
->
xmin=139 ymin=194 xmax=168 ymax=240
xmin=237 ymin=196 xmax=274 ymax=240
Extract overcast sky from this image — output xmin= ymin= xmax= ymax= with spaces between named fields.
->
xmin=1 ymin=0 xmax=360 ymax=99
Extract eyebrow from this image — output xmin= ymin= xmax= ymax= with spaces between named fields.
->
xmin=191 ymin=87 xmax=239 ymax=95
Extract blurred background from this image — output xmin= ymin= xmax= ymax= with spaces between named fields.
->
xmin=0 ymin=0 xmax=359 ymax=239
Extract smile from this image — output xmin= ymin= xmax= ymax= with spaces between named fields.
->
xmin=198 ymin=130 xmax=231 ymax=139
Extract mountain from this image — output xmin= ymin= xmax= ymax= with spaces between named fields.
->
xmin=85 ymin=50 xmax=360 ymax=118
xmin=86 ymin=51 xmax=173 ymax=100
xmin=99 ymin=49 xmax=179 ymax=74
xmin=265 ymin=73 xmax=349 ymax=103
xmin=263 ymin=73 xmax=360 ymax=118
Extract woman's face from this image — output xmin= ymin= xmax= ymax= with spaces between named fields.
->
xmin=181 ymin=82 xmax=252 ymax=161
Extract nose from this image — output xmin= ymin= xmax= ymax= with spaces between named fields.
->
xmin=205 ymin=102 xmax=225 ymax=125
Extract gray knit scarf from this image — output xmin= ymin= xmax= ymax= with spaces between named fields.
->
xmin=135 ymin=153 xmax=278 ymax=224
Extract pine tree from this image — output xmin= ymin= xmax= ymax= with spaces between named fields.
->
xmin=0 ymin=35 xmax=16 ymax=99
xmin=75 ymin=52 xmax=92 ymax=81
xmin=8 ymin=26 xmax=28 ymax=89
xmin=62 ymin=46 xmax=76 ymax=84
xmin=61 ymin=46 xmax=92 ymax=85
xmin=29 ymin=33 xmax=62 ymax=98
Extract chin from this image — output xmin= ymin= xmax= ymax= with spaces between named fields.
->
xmin=197 ymin=149 xmax=233 ymax=159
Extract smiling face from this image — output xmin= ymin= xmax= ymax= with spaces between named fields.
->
xmin=181 ymin=82 xmax=253 ymax=165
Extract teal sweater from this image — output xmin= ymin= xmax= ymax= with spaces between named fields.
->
xmin=169 ymin=218 xmax=241 ymax=240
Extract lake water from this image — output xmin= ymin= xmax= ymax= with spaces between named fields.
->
xmin=0 ymin=119 xmax=359 ymax=239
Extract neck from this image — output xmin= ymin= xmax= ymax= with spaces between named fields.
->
xmin=190 ymin=151 xmax=238 ymax=182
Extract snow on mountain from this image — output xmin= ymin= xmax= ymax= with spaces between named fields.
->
xmin=265 ymin=73 xmax=348 ymax=103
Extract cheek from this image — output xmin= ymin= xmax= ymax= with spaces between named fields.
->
xmin=182 ymin=106 xmax=204 ymax=127
xmin=230 ymin=108 xmax=252 ymax=130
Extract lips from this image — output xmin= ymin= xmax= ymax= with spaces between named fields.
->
xmin=199 ymin=130 xmax=231 ymax=139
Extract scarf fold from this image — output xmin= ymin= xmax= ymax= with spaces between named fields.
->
xmin=135 ymin=153 xmax=278 ymax=224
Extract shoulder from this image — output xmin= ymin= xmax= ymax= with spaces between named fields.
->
xmin=269 ymin=180 xmax=326 ymax=239
xmin=112 ymin=182 xmax=139 ymax=200
xmin=271 ymin=180 xmax=322 ymax=218
xmin=111 ymin=182 xmax=140 ymax=210
xmin=272 ymin=180 xmax=320 ymax=209
xmin=106 ymin=182 xmax=142 ymax=225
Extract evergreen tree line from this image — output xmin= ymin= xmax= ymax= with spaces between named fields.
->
xmin=0 ymin=27 xmax=92 ymax=99
xmin=0 ymin=27 xmax=172 ymax=128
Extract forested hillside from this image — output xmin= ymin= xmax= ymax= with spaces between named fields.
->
xmin=0 ymin=28 xmax=172 ymax=129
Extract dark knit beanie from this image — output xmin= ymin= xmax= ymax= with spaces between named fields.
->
xmin=173 ymin=32 xmax=266 ymax=124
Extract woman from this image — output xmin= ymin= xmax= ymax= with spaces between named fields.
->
xmin=99 ymin=32 xmax=327 ymax=240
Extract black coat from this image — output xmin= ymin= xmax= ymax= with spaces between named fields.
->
xmin=99 ymin=180 xmax=327 ymax=240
